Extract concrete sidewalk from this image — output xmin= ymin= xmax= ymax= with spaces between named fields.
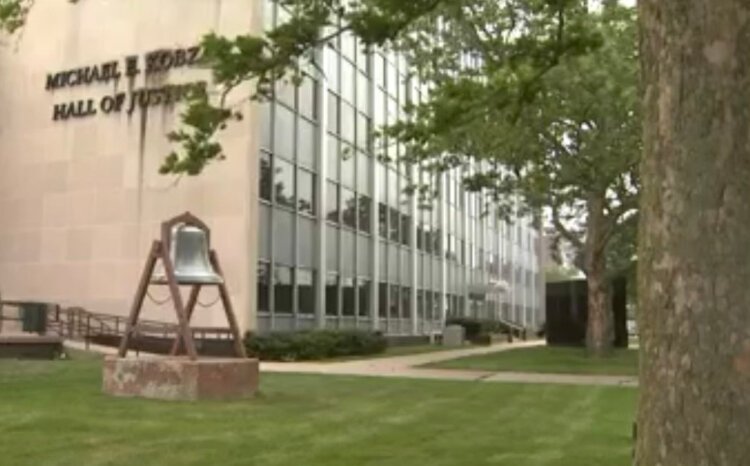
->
xmin=261 ymin=340 xmax=639 ymax=387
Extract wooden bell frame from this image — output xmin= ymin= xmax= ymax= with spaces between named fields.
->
xmin=117 ymin=212 xmax=247 ymax=360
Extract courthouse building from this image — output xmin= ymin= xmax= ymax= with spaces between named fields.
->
xmin=0 ymin=0 xmax=543 ymax=334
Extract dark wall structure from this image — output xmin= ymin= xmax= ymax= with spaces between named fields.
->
xmin=545 ymin=278 xmax=628 ymax=348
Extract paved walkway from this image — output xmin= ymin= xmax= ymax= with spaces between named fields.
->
xmin=66 ymin=338 xmax=638 ymax=387
xmin=262 ymin=340 xmax=639 ymax=387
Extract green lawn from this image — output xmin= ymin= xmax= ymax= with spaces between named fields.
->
xmin=0 ymin=358 xmax=636 ymax=466
xmin=427 ymin=346 xmax=639 ymax=376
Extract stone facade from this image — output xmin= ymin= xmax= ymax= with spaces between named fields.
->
xmin=0 ymin=0 xmax=264 ymax=331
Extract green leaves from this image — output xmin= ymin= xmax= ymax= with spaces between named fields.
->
xmin=160 ymin=85 xmax=238 ymax=176
xmin=0 ymin=0 xmax=29 ymax=33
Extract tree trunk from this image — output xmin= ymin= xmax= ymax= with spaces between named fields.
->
xmin=584 ymin=195 xmax=612 ymax=356
xmin=637 ymin=1 xmax=750 ymax=464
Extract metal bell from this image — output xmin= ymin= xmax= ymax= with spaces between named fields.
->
xmin=152 ymin=224 xmax=224 ymax=285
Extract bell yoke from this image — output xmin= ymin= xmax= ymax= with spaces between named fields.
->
xmin=117 ymin=212 xmax=247 ymax=360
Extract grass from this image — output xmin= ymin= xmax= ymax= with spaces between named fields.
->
xmin=427 ymin=346 xmax=639 ymax=376
xmin=0 ymin=358 xmax=636 ymax=466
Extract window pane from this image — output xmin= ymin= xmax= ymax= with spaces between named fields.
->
xmin=299 ymin=77 xmax=317 ymax=120
xmin=298 ymin=119 xmax=316 ymax=168
xmin=378 ymin=203 xmax=388 ymax=239
xmin=389 ymin=284 xmax=399 ymax=318
xmin=356 ymin=113 xmax=371 ymax=151
xmin=261 ymin=105 xmax=272 ymax=149
xmin=276 ymin=81 xmax=295 ymax=109
xmin=258 ymin=205 xmax=271 ymax=259
xmin=341 ymin=143 xmax=355 ymax=187
xmin=342 ymin=277 xmax=356 ymax=316
xmin=297 ymin=269 xmax=315 ymax=314
xmin=274 ymin=265 xmax=293 ymax=314
xmin=341 ymin=60 xmax=355 ymax=103
xmin=389 ymin=207 xmax=400 ymax=242
xmin=327 ymin=135 xmax=339 ymax=181
xmin=341 ymin=229 xmax=355 ymax=275
xmin=358 ymin=234 xmax=371 ymax=275
xmin=257 ymin=262 xmax=270 ymax=313
xmin=341 ymin=102 xmax=355 ymax=143
xmin=325 ymin=47 xmax=339 ymax=93
xmin=327 ymin=92 xmax=339 ymax=134
xmin=400 ymin=286 xmax=411 ymax=319
xmin=378 ymin=282 xmax=388 ymax=317
xmin=297 ymin=169 xmax=316 ymax=215
xmin=326 ymin=274 xmax=339 ymax=316
xmin=274 ymin=209 xmax=294 ymax=265
xmin=400 ymin=213 xmax=411 ymax=246
xmin=357 ymin=73 xmax=370 ymax=114
xmin=341 ymin=188 xmax=357 ymax=229
xmin=358 ymin=195 xmax=371 ymax=233
xmin=358 ymin=279 xmax=370 ymax=317
xmin=327 ymin=225 xmax=339 ymax=270
xmin=274 ymin=105 xmax=295 ymax=160
xmin=298 ymin=217 xmax=315 ymax=267
xmin=326 ymin=182 xmax=339 ymax=223
xmin=274 ymin=158 xmax=295 ymax=209
xmin=259 ymin=151 xmax=272 ymax=201
xmin=357 ymin=152 xmax=370 ymax=194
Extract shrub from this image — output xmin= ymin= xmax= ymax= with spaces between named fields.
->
xmin=245 ymin=330 xmax=387 ymax=361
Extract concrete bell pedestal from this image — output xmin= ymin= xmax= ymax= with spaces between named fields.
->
xmin=102 ymin=356 xmax=259 ymax=401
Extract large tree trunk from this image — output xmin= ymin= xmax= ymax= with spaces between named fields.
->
xmin=637 ymin=1 xmax=750 ymax=464
xmin=584 ymin=195 xmax=612 ymax=356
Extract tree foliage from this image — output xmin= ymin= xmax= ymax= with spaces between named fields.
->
xmin=0 ymin=0 xmax=29 ymax=34
xmin=163 ymin=0 xmax=602 ymax=176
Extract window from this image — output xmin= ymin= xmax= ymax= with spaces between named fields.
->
xmin=357 ymin=73 xmax=370 ymax=114
xmin=356 ymin=113 xmax=371 ymax=151
xmin=257 ymin=262 xmax=270 ymax=313
xmin=327 ymin=92 xmax=339 ymax=134
xmin=357 ymin=151 xmax=370 ymax=193
xmin=389 ymin=207 xmax=400 ymax=242
xmin=327 ymin=135 xmax=339 ymax=181
xmin=274 ymin=210 xmax=294 ymax=265
xmin=297 ymin=169 xmax=316 ymax=215
xmin=274 ymin=158 xmax=295 ymax=209
xmin=358 ymin=279 xmax=370 ymax=317
xmin=342 ymin=277 xmax=356 ymax=316
xmin=259 ymin=151 xmax=272 ymax=201
xmin=297 ymin=269 xmax=315 ymax=314
xmin=261 ymin=105 xmax=271 ymax=149
xmin=400 ymin=213 xmax=410 ymax=246
xmin=326 ymin=274 xmax=339 ymax=316
xmin=274 ymin=104 xmax=295 ymax=160
xmin=400 ymin=286 xmax=411 ymax=319
xmin=298 ymin=77 xmax=317 ymax=121
xmin=274 ymin=265 xmax=293 ymax=314
xmin=341 ymin=143 xmax=355 ymax=187
xmin=341 ymin=230 xmax=356 ymax=275
xmin=378 ymin=282 xmax=388 ymax=317
xmin=341 ymin=102 xmax=355 ymax=143
xmin=341 ymin=59 xmax=355 ymax=102
xmin=298 ymin=119 xmax=316 ymax=168
xmin=326 ymin=182 xmax=339 ymax=223
xmin=378 ymin=203 xmax=388 ymax=239
xmin=341 ymin=188 xmax=357 ymax=229
xmin=389 ymin=284 xmax=400 ymax=318
xmin=358 ymin=195 xmax=372 ymax=233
